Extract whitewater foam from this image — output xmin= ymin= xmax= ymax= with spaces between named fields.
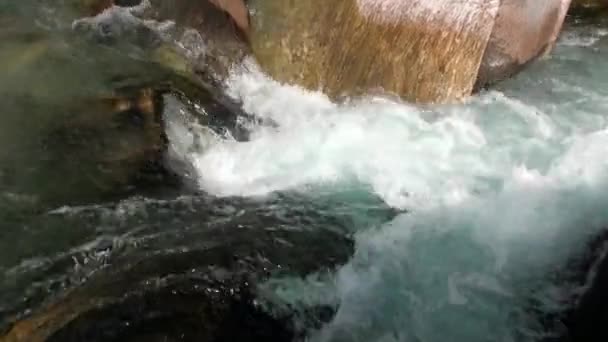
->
xmin=177 ymin=55 xmax=606 ymax=213
xmin=158 ymin=24 xmax=608 ymax=341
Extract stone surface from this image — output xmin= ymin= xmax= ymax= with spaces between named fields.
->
xmin=75 ymin=0 xmax=250 ymax=81
xmin=544 ymin=230 xmax=608 ymax=342
xmin=571 ymin=0 xmax=608 ymax=9
xmin=0 ymin=0 xmax=253 ymax=207
xmin=568 ymin=0 xmax=608 ymax=18
xmin=248 ymin=0 xmax=500 ymax=103
xmin=475 ymin=0 xmax=572 ymax=90
xmin=0 ymin=195 xmax=359 ymax=342
xmin=209 ymin=0 xmax=250 ymax=33
xmin=247 ymin=0 xmax=578 ymax=103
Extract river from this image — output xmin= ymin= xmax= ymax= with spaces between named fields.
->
xmin=1 ymin=2 xmax=608 ymax=342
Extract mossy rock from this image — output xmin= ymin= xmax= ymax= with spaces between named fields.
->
xmin=0 ymin=0 xmax=254 ymax=208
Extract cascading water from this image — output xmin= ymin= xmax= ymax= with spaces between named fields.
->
xmin=2 ymin=2 xmax=608 ymax=341
xmin=165 ymin=22 xmax=608 ymax=342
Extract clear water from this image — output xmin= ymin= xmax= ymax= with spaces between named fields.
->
xmin=2 ymin=2 xmax=608 ymax=341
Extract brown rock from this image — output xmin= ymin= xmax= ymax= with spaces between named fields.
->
xmin=209 ymin=0 xmax=250 ymax=34
xmin=0 ymin=209 xmax=355 ymax=342
xmin=475 ymin=0 xmax=572 ymax=90
xmin=37 ymin=87 xmax=171 ymax=204
xmin=249 ymin=0 xmax=501 ymax=103
xmin=142 ymin=0 xmax=251 ymax=78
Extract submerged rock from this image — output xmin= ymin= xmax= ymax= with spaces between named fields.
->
xmin=72 ymin=0 xmax=250 ymax=80
xmin=568 ymin=0 xmax=608 ymax=19
xmin=0 ymin=1 xmax=257 ymax=208
xmin=561 ymin=248 xmax=608 ymax=341
xmin=0 ymin=195 xmax=361 ymax=342
xmin=538 ymin=229 xmax=608 ymax=342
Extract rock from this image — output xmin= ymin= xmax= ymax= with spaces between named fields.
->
xmin=539 ymin=229 xmax=608 ymax=342
xmin=247 ymin=0 xmax=574 ymax=103
xmin=475 ymin=0 xmax=572 ymax=90
xmin=69 ymin=0 xmax=143 ymax=16
xmin=248 ymin=0 xmax=500 ymax=104
xmin=571 ymin=0 xmax=608 ymax=10
xmin=562 ymin=250 xmax=608 ymax=341
xmin=0 ymin=0 xmax=257 ymax=208
xmin=40 ymin=87 xmax=172 ymax=203
xmin=147 ymin=0 xmax=251 ymax=78
xmin=78 ymin=0 xmax=114 ymax=15
xmin=0 ymin=5 xmax=172 ymax=207
xmin=0 ymin=195 xmax=358 ymax=342
xmin=72 ymin=0 xmax=250 ymax=88
xmin=209 ymin=0 xmax=250 ymax=33
xmin=568 ymin=0 xmax=608 ymax=18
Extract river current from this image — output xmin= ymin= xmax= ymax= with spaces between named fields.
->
xmin=2 ymin=3 xmax=608 ymax=342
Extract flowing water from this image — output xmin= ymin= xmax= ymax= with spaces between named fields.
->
xmin=2 ymin=2 xmax=608 ymax=341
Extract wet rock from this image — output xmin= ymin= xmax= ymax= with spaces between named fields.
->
xmin=7 ymin=88 xmax=156 ymax=207
xmin=69 ymin=0 xmax=142 ymax=16
xmin=542 ymin=229 xmax=608 ymax=342
xmin=70 ymin=0 xmax=255 ymax=127
xmin=0 ymin=4 xmax=256 ymax=207
xmin=79 ymin=1 xmax=575 ymax=104
xmin=562 ymin=252 xmax=608 ymax=341
xmin=0 ymin=195 xmax=359 ymax=342
xmin=248 ymin=0 xmax=501 ymax=104
xmin=208 ymin=0 xmax=250 ymax=34
xmin=73 ymin=0 xmax=250 ymax=80
xmin=571 ymin=0 xmax=608 ymax=11
xmin=568 ymin=0 xmax=608 ymax=19
xmin=39 ymin=88 xmax=173 ymax=204
xmin=246 ymin=0 xmax=575 ymax=103
xmin=475 ymin=0 xmax=571 ymax=90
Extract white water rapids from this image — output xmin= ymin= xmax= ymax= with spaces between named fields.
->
xmin=163 ymin=24 xmax=608 ymax=342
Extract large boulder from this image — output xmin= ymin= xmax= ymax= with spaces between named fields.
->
xmin=247 ymin=0 xmax=573 ymax=103
xmin=0 ymin=0 xmax=254 ymax=208
xmin=0 ymin=21 xmax=168 ymax=206
xmin=72 ymin=0 xmax=251 ymax=84
xmin=249 ymin=0 xmax=501 ymax=103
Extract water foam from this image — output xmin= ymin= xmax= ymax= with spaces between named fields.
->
xmin=312 ymin=130 xmax=608 ymax=341
xmin=161 ymin=26 xmax=608 ymax=341
xmin=182 ymin=56 xmax=606 ymax=212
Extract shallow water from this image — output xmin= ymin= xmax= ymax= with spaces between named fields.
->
xmin=2 ymin=2 xmax=608 ymax=341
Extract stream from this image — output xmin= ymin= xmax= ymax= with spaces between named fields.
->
xmin=1 ymin=2 xmax=608 ymax=342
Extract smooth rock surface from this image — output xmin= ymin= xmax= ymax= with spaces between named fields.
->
xmin=248 ymin=0 xmax=500 ymax=103
xmin=475 ymin=0 xmax=572 ymax=90
xmin=0 ymin=195 xmax=360 ymax=342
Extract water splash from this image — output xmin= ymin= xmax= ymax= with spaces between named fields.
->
xmin=160 ymin=25 xmax=608 ymax=341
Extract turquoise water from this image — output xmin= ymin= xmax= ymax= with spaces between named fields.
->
xmin=176 ymin=22 xmax=608 ymax=342
xmin=2 ymin=2 xmax=608 ymax=341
